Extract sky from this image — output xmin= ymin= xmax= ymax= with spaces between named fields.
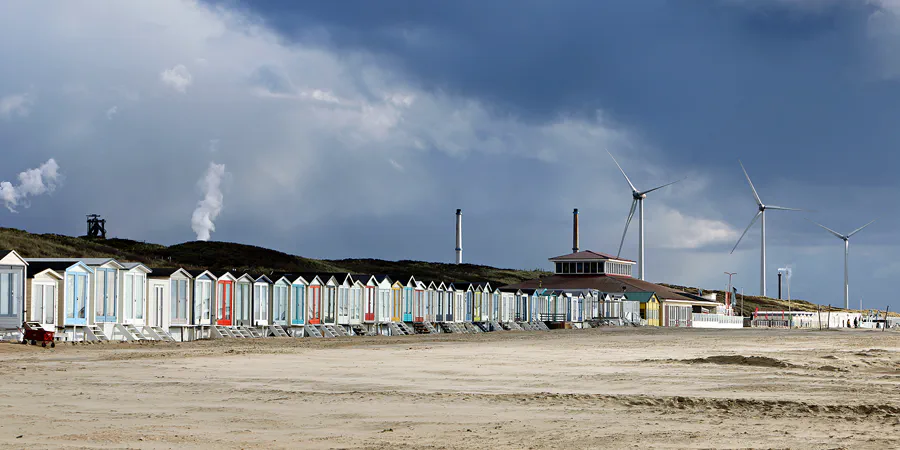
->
xmin=1 ymin=0 xmax=898 ymax=309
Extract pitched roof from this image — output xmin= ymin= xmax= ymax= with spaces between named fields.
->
xmin=26 ymin=257 xmax=124 ymax=267
xmin=148 ymin=267 xmax=191 ymax=278
xmin=548 ymin=250 xmax=635 ymax=263
xmin=187 ymin=269 xmax=216 ymax=279
xmin=501 ymin=275 xmax=705 ymax=303
xmin=121 ymin=262 xmax=152 ymax=272
xmin=26 ymin=261 xmax=87 ymax=277
xmin=625 ymin=291 xmax=658 ymax=303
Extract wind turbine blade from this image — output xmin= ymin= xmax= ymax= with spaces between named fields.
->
xmin=730 ymin=211 xmax=762 ymax=254
xmin=765 ymin=205 xmax=804 ymax=211
xmin=641 ymin=177 xmax=686 ymax=195
xmin=807 ymin=218 xmax=844 ymax=240
xmin=607 ymin=150 xmax=638 ymax=193
xmin=847 ymin=219 xmax=877 ymax=238
xmin=739 ymin=160 xmax=763 ymax=206
xmin=617 ymin=199 xmax=638 ymax=257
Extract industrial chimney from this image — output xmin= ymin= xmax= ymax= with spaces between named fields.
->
xmin=455 ymin=209 xmax=463 ymax=264
xmin=572 ymin=208 xmax=580 ymax=253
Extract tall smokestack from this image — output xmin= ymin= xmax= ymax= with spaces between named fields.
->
xmin=572 ymin=208 xmax=580 ymax=253
xmin=455 ymin=209 xmax=463 ymax=264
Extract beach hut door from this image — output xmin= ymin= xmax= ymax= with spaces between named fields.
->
xmin=65 ymin=272 xmax=88 ymax=326
xmin=153 ymin=285 xmax=164 ymax=327
xmin=217 ymin=281 xmax=233 ymax=326
xmin=94 ymin=268 xmax=117 ymax=322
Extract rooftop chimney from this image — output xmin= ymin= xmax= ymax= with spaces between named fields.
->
xmin=455 ymin=209 xmax=463 ymax=264
xmin=572 ymin=208 xmax=580 ymax=253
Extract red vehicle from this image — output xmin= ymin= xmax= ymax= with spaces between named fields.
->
xmin=21 ymin=322 xmax=55 ymax=348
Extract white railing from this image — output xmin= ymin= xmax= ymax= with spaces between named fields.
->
xmin=692 ymin=313 xmax=744 ymax=328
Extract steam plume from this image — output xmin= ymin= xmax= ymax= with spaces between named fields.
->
xmin=0 ymin=158 xmax=61 ymax=212
xmin=191 ymin=162 xmax=226 ymax=241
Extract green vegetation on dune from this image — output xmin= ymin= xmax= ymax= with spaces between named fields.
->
xmin=0 ymin=227 xmax=544 ymax=285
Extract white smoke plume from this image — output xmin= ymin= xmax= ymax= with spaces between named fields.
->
xmin=191 ymin=161 xmax=226 ymax=241
xmin=0 ymin=158 xmax=61 ymax=212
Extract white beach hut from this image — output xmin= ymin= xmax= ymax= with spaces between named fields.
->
xmin=26 ymin=266 xmax=61 ymax=333
xmin=147 ymin=267 xmax=191 ymax=341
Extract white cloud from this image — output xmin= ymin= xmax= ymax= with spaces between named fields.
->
xmin=0 ymin=159 xmax=61 ymax=212
xmin=106 ymin=105 xmax=118 ymax=119
xmin=648 ymin=207 xmax=739 ymax=250
xmin=0 ymin=93 xmax=32 ymax=118
xmin=160 ymin=64 xmax=192 ymax=92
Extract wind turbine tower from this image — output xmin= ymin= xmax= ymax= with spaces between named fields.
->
xmin=608 ymin=150 xmax=684 ymax=281
xmin=809 ymin=219 xmax=876 ymax=310
xmin=731 ymin=161 xmax=802 ymax=298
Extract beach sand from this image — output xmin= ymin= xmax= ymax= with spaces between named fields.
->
xmin=1 ymin=328 xmax=898 ymax=449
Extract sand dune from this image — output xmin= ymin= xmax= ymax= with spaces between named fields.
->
xmin=1 ymin=328 xmax=898 ymax=449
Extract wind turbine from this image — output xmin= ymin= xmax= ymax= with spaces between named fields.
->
xmin=808 ymin=218 xmax=876 ymax=310
xmin=609 ymin=150 xmax=684 ymax=281
xmin=730 ymin=161 xmax=802 ymax=298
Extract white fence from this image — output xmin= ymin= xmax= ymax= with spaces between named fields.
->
xmin=691 ymin=313 xmax=744 ymax=328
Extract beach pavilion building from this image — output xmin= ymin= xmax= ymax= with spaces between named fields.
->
xmin=502 ymin=250 xmax=722 ymax=327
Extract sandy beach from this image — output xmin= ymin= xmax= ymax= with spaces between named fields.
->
xmin=1 ymin=328 xmax=898 ymax=449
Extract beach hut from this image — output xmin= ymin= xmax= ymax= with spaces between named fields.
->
xmin=120 ymin=263 xmax=151 ymax=328
xmin=213 ymin=271 xmax=236 ymax=327
xmin=25 ymin=265 xmax=61 ymax=332
xmin=499 ymin=288 xmax=517 ymax=324
xmin=24 ymin=260 xmax=95 ymax=341
xmin=348 ymin=277 xmax=364 ymax=332
xmin=472 ymin=284 xmax=484 ymax=323
xmin=434 ymin=282 xmax=448 ymax=322
xmin=306 ymin=274 xmax=324 ymax=325
xmin=232 ymin=273 xmax=254 ymax=327
xmin=321 ymin=275 xmax=340 ymax=326
xmin=401 ymin=276 xmax=416 ymax=323
xmin=374 ymin=275 xmax=392 ymax=335
xmin=0 ymin=250 xmax=27 ymax=337
xmin=413 ymin=280 xmax=426 ymax=323
xmin=188 ymin=270 xmax=215 ymax=337
xmin=147 ymin=268 xmax=192 ymax=341
xmin=354 ymin=274 xmax=377 ymax=325
xmin=252 ymin=274 xmax=272 ymax=327
xmin=424 ymin=281 xmax=438 ymax=323
xmin=390 ymin=279 xmax=403 ymax=323
xmin=270 ymin=274 xmax=291 ymax=331
xmin=288 ymin=274 xmax=309 ymax=336
xmin=335 ymin=274 xmax=352 ymax=329
xmin=626 ymin=292 xmax=660 ymax=326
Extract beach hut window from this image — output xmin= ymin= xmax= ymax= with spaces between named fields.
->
xmin=34 ymin=283 xmax=56 ymax=324
xmin=171 ymin=279 xmax=188 ymax=323
xmin=351 ymin=288 xmax=361 ymax=320
xmin=292 ymin=285 xmax=305 ymax=324
xmin=326 ymin=287 xmax=336 ymax=322
xmin=576 ymin=263 xmax=583 ymax=273
xmin=94 ymin=269 xmax=117 ymax=322
xmin=253 ymin=284 xmax=268 ymax=321
xmin=124 ymin=273 xmax=146 ymax=321
xmin=64 ymin=272 xmax=88 ymax=322
xmin=195 ymin=280 xmax=212 ymax=323
xmin=0 ymin=271 xmax=17 ymax=317
xmin=338 ymin=287 xmax=348 ymax=317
